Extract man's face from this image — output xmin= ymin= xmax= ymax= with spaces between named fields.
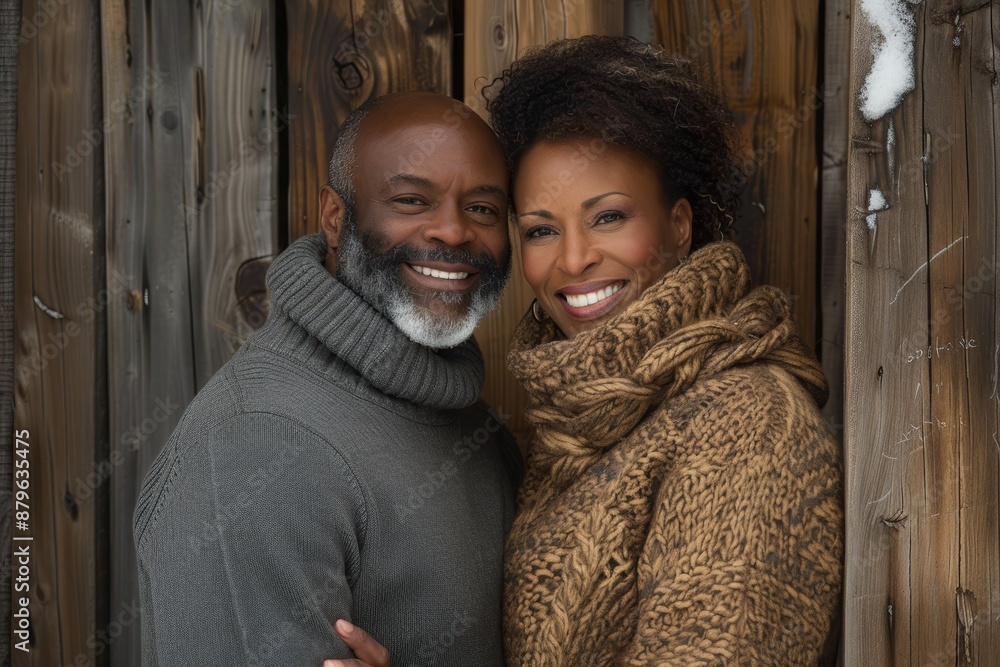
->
xmin=324 ymin=98 xmax=512 ymax=349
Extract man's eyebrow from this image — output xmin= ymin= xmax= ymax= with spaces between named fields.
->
xmin=386 ymin=173 xmax=434 ymax=189
xmin=468 ymin=184 xmax=507 ymax=198
xmin=581 ymin=191 xmax=630 ymax=208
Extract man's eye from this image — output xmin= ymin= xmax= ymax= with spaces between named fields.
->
xmin=467 ymin=204 xmax=498 ymax=216
xmin=394 ymin=197 xmax=425 ymax=206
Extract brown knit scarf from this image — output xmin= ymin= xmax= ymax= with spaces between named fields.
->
xmin=503 ymin=241 xmax=843 ymax=666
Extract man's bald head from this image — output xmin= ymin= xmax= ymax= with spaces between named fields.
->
xmin=327 ymin=91 xmax=502 ymax=208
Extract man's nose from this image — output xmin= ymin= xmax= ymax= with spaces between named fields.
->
xmin=421 ymin=203 xmax=477 ymax=248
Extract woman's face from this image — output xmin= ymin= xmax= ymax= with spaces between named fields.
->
xmin=514 ymin=139 xmax=692 ymax=338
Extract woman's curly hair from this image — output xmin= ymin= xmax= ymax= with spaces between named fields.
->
xmin=484 ymin=35 xmax=744 ymax=250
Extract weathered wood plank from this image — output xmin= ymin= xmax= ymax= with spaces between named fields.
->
xmin=0 ymin=0 xmax=21 ymax=661
xmin=954 ymin=4 xmax=1000 ymax=662
xmin=845 ymin=0 xmax=1000 ymax=662
xmin=653 ymin=0 xmax=821 ymax=352
xmin=819 ymin=0 xmax=850 ymax=445
xmin=102 ymin=0 xmax=279 ymax=663
xmin=466 ymin=0 xmax=625 ymax=437
xmin=286 ymin=0 xmax=452 ymax=241
xmin=13 ymin=0 xmax=106 ymax=663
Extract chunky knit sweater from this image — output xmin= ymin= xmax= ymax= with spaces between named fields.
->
xmin=134 ymin=233 xmax=519 ymax=666
xmin=503 ymin=241 xmax=843 ymax=666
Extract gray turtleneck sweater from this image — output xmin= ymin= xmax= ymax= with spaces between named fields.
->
xmin=134 ymin=234 xmax=520 ymax=666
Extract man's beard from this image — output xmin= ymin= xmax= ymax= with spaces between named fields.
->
xmin=335 ymin=209 xmax=511 ymax=349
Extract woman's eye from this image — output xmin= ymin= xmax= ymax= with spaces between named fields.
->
xmin=595 ymin=211 xmax=625 ymax=225
xmin=524 ymin=226 xmax=555 ymax=239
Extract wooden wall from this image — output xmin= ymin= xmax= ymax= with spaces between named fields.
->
xmin=844 ymin=0 xmax=1000 ymax=662
xmin=9 ymin=1 xmax=841 ymax=664
xmin=13 ymin=0 xmax=107 ymax=664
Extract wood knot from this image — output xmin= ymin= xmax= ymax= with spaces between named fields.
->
xmin=236 ymin=257 xmax=272 ymax=330
xmin=492 ymin=21 xmax=507 ymax=48
xmin=880 ymin=509 xmax=906 ymax=528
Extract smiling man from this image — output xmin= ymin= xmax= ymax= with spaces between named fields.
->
xmin=134 ymin=92 xmax=520 ymax=667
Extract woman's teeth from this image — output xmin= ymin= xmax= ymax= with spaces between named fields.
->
xmin=410 ymin=264 xmax=470 ymax=280
xmin=563 ymin=283 xmax=622 ymax=308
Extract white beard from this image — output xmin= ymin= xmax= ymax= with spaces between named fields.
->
xmin=336 ymin=214 xmax=506 ymax=350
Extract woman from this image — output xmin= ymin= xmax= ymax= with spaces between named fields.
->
xmin=331 ymin=35 xmax=842 ymax=666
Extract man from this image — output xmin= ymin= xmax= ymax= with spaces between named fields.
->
xmin=134 ymin=91 xmax=520 ymax=666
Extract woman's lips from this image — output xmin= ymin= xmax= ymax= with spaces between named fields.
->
xmin=556 ymin=280 xmax=628 ymax=319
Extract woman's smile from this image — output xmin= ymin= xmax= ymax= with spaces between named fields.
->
xmin=556 ymin=279 xmax=628 ymax=319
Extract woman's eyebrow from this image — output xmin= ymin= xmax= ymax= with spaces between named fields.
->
xmin=517 ymin=209 xmax=554 ymax=220
xmin=581 ymin=191 xmax=630 ymax=208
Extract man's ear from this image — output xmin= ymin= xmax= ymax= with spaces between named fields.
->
xmin=670 ymin=197 xmax=694 ymax=260
xmin=320 ymin=185 xmax=347 ymax=251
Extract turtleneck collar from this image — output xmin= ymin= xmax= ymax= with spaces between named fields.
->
xmin=254 ymin=233 xmax=485 ymax=412
xmin=507 ymin=241 xmax=828 ymax=458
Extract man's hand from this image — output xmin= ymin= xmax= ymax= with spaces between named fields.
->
xmin=322 ymin=620 xmax=390 ymax=667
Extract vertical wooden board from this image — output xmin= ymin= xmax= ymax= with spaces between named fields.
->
xmin=465 ymin=1 xmax=626 ymax=438
xmin=101 ymin=0 xmax=203 ymax=664
xmin=103 ymin=0 xmax=278 ymax=662
xmin=188 ymin=2 xmax=278 ymax=388
xmin=844 ymin=0 xmax=1000 ymax=662
xmin=844 ymin=0 xmax=924 ymax=663
xmin=286 ymin=0 xmax=453 ymax=241
xmin=955 ymin=5 xmax=1000 ymax=663
xmin=0 ymin=0 xmax=21 ymax=661
xmin=820 ymin=0 xmax=850 ymax=443
xmin=13 ymin=0 xmax=105 ymax=664
xmin=653 ymin=0 xmax=820 ymax=352
xmin=917 ymin=4 xmax=965 ymax=660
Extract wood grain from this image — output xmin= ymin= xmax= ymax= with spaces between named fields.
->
xmin=0 ymin=0 xmax=20 ymax=661
xmin=465 ymin=0 xmax=626 ymax=438
xmin=844 ymin=0 xmax=1000 ymax=662
xmin=100 ymin=0 xmax=279 ymax=663
xmin=820 ymin=0 xmax=850 ymax=445
xmin=13 ymin=0 xmax=106 ymax=663
xmin=653 ymin=0 xmax=821 ymax=353
xmin=286 ymin=0 xmax=453 ymax=241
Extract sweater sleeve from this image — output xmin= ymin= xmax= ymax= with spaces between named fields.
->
xmin=618 ymin=376 xmax=843 ymax=666
xmin=134 ymin=412 xmax=367 ymax=667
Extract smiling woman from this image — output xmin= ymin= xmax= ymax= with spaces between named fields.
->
xmin=485 ymin=35 xmax=844 ymax=666
xmin=514 ymin=139 xmax=692 ymax=339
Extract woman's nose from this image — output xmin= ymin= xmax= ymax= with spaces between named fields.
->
xmin=557 ymin=229 xmax=601 ymax=276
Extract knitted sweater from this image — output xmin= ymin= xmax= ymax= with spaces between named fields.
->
xmin=503 ymin=241 xmax=843 ymax=666
xmin=134 ymin=233 xmax=519 ymax=667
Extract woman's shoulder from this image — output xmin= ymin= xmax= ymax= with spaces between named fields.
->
xmin=667 ymin=361 xmax=838 ymax=457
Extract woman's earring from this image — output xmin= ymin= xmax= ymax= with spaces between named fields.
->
xmin=531 ymin=299 xmax=546 ymax=322
xmin=679 ymin=254 xmax=688 ymax=264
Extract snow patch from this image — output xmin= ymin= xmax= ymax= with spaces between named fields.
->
xmin=866 ymin=188 xmax=889 ymax=230
xmin=859 ymin=0 xmax=918 ymax=121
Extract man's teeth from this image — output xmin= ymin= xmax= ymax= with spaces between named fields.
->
xmin=564 ymin=283 xmax=623 ymax=308
xmin=410 ymin=264 xmax=470 ymax=280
